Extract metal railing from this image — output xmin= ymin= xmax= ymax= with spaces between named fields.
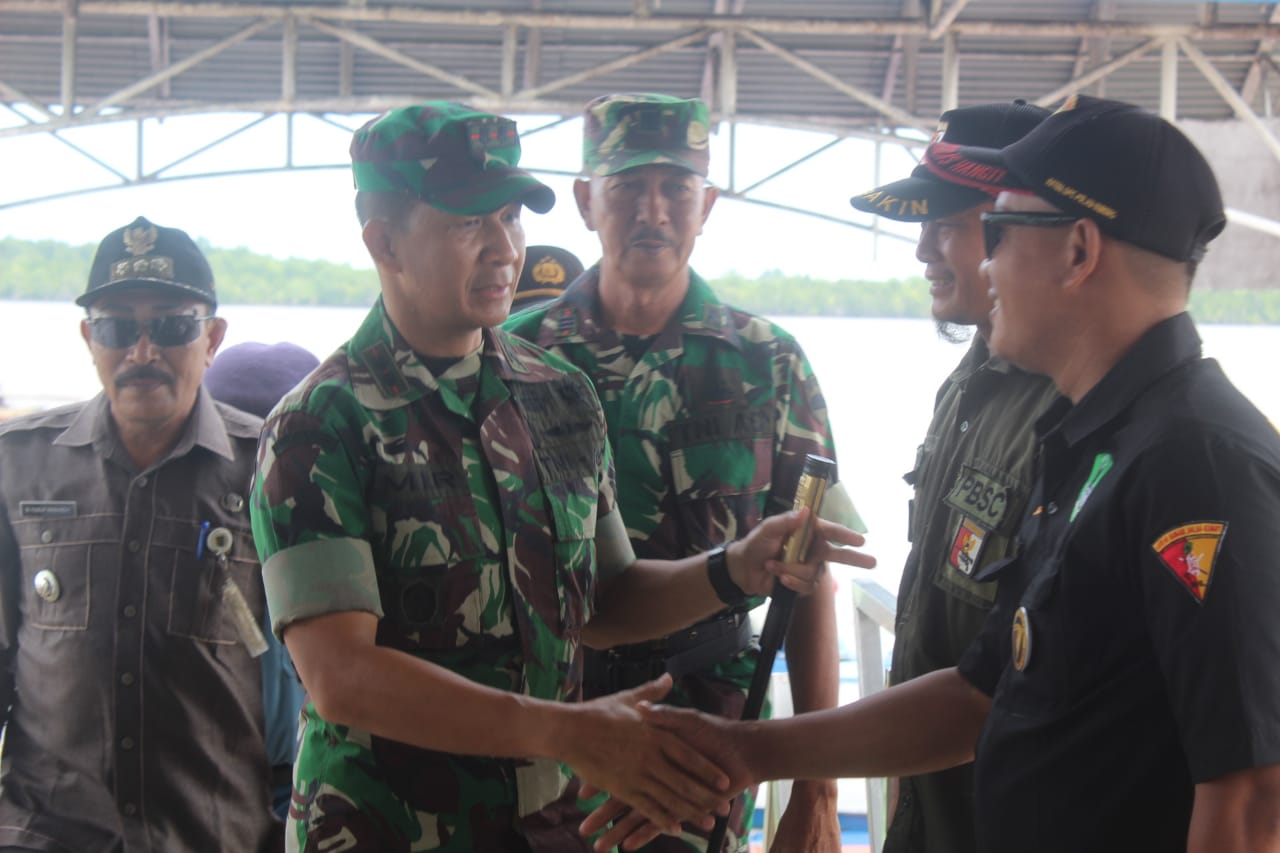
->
xmin=849 ymin=577 xmax=897 ymax=853
xmin=760 ymin=577 xmax=897 ymax=852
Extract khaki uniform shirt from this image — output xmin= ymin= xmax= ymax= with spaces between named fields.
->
xmin=0 ymin=391 xmax=278 ymax=852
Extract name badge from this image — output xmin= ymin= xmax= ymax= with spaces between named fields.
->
xmin=19 ymin=500 xmax=77 ymax=519
xmin=944 ymin=465 xmax=1012 ymax=530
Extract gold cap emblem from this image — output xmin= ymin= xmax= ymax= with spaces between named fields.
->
xmin=123 ymin=222 xmax=158 ymax=257
xmin=531 ymin=257 xmax=567 ymax=286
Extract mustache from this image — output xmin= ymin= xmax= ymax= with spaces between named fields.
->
xmin=115 ymin=365 xmax=174 ymax=388
xmin=629 ymin=228 xmax=671 ymax=245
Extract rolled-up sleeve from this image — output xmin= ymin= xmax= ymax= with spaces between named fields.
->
xmin=251 ymin=400 xmax=380 ymax=637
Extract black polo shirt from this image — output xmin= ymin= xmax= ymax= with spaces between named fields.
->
xmin=957 ymin=312 xmax=1280 ymax=853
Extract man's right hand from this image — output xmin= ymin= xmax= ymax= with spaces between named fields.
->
xmin=555 ymin=675 xmax=735 ymax=837
xmin=577 ymin=699 xmax=758 ymax=851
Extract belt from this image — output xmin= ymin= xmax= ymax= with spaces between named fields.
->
xmin=585 ymin=611 xmax=755 ymax=693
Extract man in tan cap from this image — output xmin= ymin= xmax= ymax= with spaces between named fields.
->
xmin=507 ymin=93 xmax=866 ymax=852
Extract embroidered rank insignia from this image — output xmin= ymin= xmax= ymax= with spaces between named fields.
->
xmin=1151 ymin=521 xmax=1227 ymax=603
xmin=948 ymin=517 xmax=988 ymax=577
xmin=1011 ymin=606 xmax=1032 ymax=671
xmin=555 ymin=307 xmax=577 ymax=337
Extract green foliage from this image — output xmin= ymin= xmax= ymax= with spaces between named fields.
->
xmin=1 ymin=236 xmax=1278 ymax=323
xmin=709 ymin=269 xmax=933 ymax=318
xmin=0 ymin=236 xmax=378 ymax=306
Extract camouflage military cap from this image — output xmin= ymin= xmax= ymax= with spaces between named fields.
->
xmin=350 ymin=102 xmax=555 ymax=215
xmin=582 ymin=93 xmax=710 ymax=177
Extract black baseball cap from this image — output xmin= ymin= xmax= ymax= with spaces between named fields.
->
xmin=80 ymin=216 xmax=217 ymax=308
xmin=512 ymin=245 xmax=584 ymax=311
xmin=943 ymin=95 xmax=1226 ymax=263
xmin=850 ymin=100 xmax=1051 ymax=222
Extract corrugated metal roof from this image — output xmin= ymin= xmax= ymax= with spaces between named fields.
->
xmin=3 ymin=0 xmax=1279 ymax=129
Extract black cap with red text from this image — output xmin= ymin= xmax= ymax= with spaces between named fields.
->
xmin=850 ymin=100 xmax=1051 ymax=222
xmin=944 ymin=95 xmax=1226 ymax=263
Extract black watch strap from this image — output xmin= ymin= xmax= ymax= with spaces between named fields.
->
xmin=707 ymin=544 xmax=748 ymax=606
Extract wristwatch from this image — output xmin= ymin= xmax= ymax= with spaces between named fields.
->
xmin=707 ymin=543 xmax=748 ymax=606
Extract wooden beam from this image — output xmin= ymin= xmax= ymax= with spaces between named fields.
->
xmin=739 ymin=29 xmax=930 ymax=132
xmin=501 ymin=24 xmax=517 ymax=98
xmin=306 ymin=17 xmax=499 ymax=99
xmin=282 ymin=14 xmax=297 ymax=102
xmin=86 ymin=18 xmax=275 ymax=115
xmin=1179 ymin=37 xmax=1280 ymax=165
xmin=59 ymin=0 xmax=76 ymax=115
xmin=928 ymin=0 xmax=972 ymax=41
xmin=0 ymin=80 xmax=53 ymax=119
xmin=1240 ymin=4 xmax=1280 ymax=106
xmin=1036 ymin=37 xmax=1163 ymax=109
xmin=3 ymin=2 xmax=1280 ymax=42
xmin=941 ymin=31 xmax=957 ymax=111
xmin=516 ymin=29 xmax=708 ymax=100
xmin=1160 ymin=38 xmax=1178 ymax=119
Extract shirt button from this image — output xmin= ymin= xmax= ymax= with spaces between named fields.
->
xmin=1046 ymin=501 xmax=1059 ymax=515
xmin=121 ymin=672 xmax=135 ymax=686
xmin=120 ymin=737 xmax=135 ymax=750
xmin=959 ymin=420 xmax=969 ymax=433
xmin=123 ymin=604 xmax=137 ymax=618
xmin=122 ymin=803 xmax=137 ymax=816
xmin=40 ymin=530 xmax=53 ymax=544
xmin=127 ymin=540 xmax=141 ymax=553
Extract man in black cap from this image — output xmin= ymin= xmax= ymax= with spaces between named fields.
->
xmin=511 ymin=244 xmax=585 ymax=312
xmin=588 ymin=96 xmax=1280 ymax=853
xmin=849 ymin=100 xmax=1058 ymax=853
xmin=0 ymin=216 xmax=281 ymax=850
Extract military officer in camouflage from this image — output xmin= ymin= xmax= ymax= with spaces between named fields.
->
xmin=505 ymin=93 xmax=865 ymax=853
xmin=250 ymin=102 xmax=873 ymax=853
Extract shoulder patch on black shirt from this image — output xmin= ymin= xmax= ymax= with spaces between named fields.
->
xmin=1151 ymin=521 xmax=1227 ymax=603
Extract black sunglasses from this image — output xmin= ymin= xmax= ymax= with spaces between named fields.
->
xmin=981 ymin=211 xmax=1080 ymax=259
xmin=87 ymin=314 xmax=213 ymax=349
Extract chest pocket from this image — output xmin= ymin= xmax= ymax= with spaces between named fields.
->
xmin=526 ymin=385 xmax=604 ymax=636
xmin=668 ymin=403 xmax=774 ymax=541
xmin=155 ymin=517 xmax=261 ymax=644
xmin=369 ymin=457 xmax=491 ymax=652
xmin=10 ymin=514 xmax=109 ymax=631
xmin=934 ymin=461 xmax=1027 ymax=607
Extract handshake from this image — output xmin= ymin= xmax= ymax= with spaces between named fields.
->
xmin=554 ymin=508 xmax=877 ymax=852
xmin=560 ymin=673 xmax=766 ymax=853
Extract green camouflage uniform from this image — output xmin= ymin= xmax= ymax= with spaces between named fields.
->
xmin=505 ymin=269 xmax=863 ymax=852
xmin=252 ymin=297 xmax=619 ymax=852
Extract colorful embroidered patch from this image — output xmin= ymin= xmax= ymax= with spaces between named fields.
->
xmin=948 ymin=517 xmax=988 ymax=577
xmin=1151 ymin=521 xmax=1227 ymax=603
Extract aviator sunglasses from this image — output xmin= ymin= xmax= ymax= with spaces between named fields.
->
xmin=981 ymin=211 xmax=1080 ymax=259
xmin=87 ymin=313 xmax=213 ymax=349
